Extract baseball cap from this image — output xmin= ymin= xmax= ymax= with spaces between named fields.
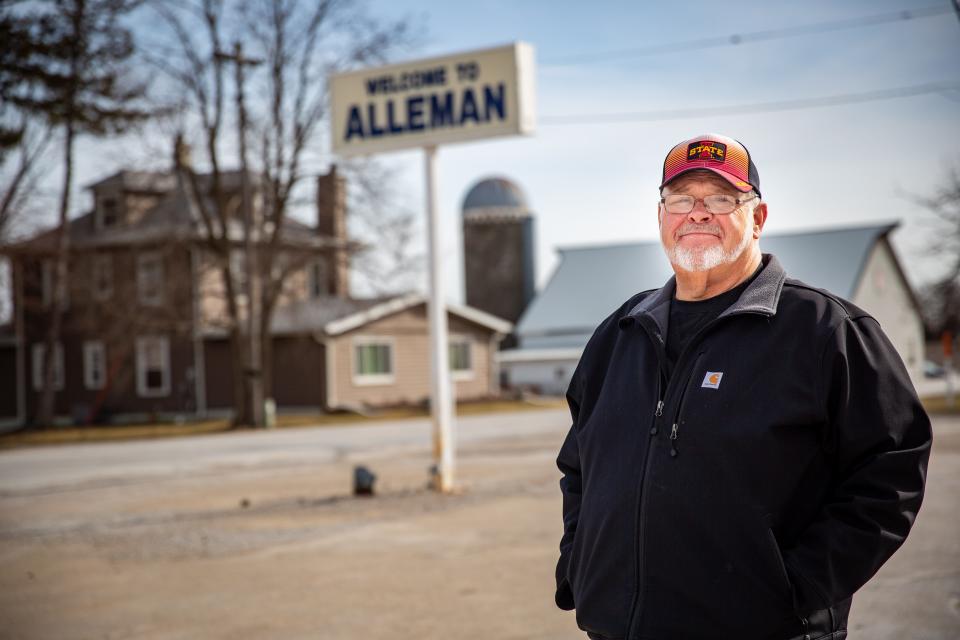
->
xmin=660 ymin=133 xmax=760 ymax=198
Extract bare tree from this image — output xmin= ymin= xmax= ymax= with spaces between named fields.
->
xmin=148 ymin=0 xmax=413 ymax=426
xmin=0 ymin=121 xmax=53 ymax=242
xmin=342 ymin=159 xmax=424 ymax=296
xmin=912 ymin=164 xmax=960 ymax=338
xmin=4 ymin=0 xmax=151 ymax=426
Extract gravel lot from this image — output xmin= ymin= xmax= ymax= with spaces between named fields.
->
xmin=0 ymin=409 xmax=957 ymax=639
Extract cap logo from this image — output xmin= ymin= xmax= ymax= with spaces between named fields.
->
xmin=687 ymin=141 xmax=726 ymax=163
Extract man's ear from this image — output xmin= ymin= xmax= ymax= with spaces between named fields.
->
xmin=657 ymin=203 xmax=664 ymax=227
xmin=752 ymin=202 xmax=768 ymax=238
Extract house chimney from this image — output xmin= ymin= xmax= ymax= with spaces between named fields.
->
xmin=317 ymin=165 xmax=349 ymax=297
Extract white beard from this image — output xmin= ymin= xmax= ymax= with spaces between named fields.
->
xmin=663 ymin=224 xmax=754 ymax=272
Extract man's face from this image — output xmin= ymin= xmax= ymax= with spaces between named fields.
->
xmin=657 ymin=172 xmax=765 ymax=273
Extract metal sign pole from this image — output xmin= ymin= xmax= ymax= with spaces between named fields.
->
xmin=424 ymin=144 xmax=456 ymax=492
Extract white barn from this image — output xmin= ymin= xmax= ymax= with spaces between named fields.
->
xmin=499 ymin=222 xmax=925 ymax=395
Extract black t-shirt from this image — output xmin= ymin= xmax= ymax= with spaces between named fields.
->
xmin=664 ymin=262 xmax=763 ymax=380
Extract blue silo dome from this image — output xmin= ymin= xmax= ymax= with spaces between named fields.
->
xmin=461 ymin=177 xmax=529 ymax=217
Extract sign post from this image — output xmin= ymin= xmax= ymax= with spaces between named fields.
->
xmin=330 ymin=42 xmax=536 ymax=492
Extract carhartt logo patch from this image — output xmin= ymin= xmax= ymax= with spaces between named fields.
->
xmin=701 ymin=371 xmax=723 ymax=389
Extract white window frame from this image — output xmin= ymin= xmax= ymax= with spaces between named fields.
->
xmin=352 ymin=336 xmax=395 ymax=386
xmin=137 ymin=252 xmax=164 ymax=306
xmin=41 ymin=259 xmax=69 ymax=309
xmin=449 ymin=335 xmax=474 ymax=381
xmin=32 ymin=343 xmax=64 ymax=391
xmin=92 ymin=254 xmax=114 ymax=301
xmin=135 ymin=336 xmax=170 ymax=397
xmin=308 ymin=258 xmax=329 ymax=298
xmin=83 ymin=341 xmax=107 ymax=390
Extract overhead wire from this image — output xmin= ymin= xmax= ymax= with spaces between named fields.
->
xmin=540 ymin=82 xmax=960 ymax=125
xmin=539 ymin=5 xmax=959 ymax=125
xmin=541 ymin=4 xmax=952 ymax=66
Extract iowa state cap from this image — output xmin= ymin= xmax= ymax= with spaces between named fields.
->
xmin=660 ymin=133 xmax=760 ymax=197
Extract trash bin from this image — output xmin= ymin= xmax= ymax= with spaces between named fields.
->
xmin=354 ymin=465 xmax=376 ymax=496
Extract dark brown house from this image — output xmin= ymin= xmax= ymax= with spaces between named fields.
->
xmin=0 ymin=166 xmax=510 ymax=428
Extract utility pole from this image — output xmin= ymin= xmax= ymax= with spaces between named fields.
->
xmin=216 ymin=42 xmax=265 ymax=427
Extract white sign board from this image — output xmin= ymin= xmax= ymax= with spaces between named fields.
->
xmin=330 ymin=42 xmax=535 ymax=156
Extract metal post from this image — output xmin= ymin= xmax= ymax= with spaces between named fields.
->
xmin=424 ymin=145 xmax=455 ymax=492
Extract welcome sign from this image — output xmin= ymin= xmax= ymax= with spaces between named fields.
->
xmin=330 ymin=43 xmax=536 ymax=155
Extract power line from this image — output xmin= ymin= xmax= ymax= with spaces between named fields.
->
xmin=542 ymin=5 xmax=952 ymax=66
xmin=540 ymin=81 xmax=960 ymax=126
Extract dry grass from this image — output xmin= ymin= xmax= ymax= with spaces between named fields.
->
xmin=921 ymin=394 xmax=960 ymax=415
xmin=0 ymin=397 xmax=567 ymax=450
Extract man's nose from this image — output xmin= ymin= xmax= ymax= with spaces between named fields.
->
xmin=687 ymin=200 xmax=713 ymax=223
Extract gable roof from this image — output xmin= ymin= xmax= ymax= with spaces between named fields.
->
xmin=324 ymin=293 xmax=513 ymax=336
xmin=516 ymin=221 xmax=901 ymax=339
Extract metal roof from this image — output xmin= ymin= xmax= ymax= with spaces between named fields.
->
xmin=516 ymin=222 xmax=900 ymax=339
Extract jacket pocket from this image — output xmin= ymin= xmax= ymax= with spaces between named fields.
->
xmin=765 ymin=527 xmax=796 ymax=607
xmin=567 ymin=491 xmax=633 ymax=638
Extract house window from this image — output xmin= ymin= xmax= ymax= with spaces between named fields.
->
xmin=83 ymin=341 xmax=107 ymax=390
xmin=308 ymin=259 xmax=329 ymax=298
xmin=353 ymin=337 xmax=394 ymax=385
xmin=135 ymin=336 xmax=170 ymax=397
xmin=31 ymin=343 xmax=64 ymax=391
xmin=41 ymin=260 xmax=68 ymax=309
xmin=101 ymin=197 xmax=119 ymax=227
xmin=449 ymin=337 xmax=473 ymax=380
xmin=93 ymin=254 xmax=113 ymax=300
xmin=137 ymin=252 xmax=164 ymax=305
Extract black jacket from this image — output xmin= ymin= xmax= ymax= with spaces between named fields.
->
xmin=554 ymin=254 xmax=931 ymax=640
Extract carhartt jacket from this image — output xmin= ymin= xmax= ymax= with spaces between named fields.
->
xmin=554 ymin=254 xmax=931 ymax=640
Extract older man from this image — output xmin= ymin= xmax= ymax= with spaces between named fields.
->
xmin=554 ymin=134 xmax=931 ymax=639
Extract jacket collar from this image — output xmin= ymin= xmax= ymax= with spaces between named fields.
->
xmin=618 ymin=253 xmax=787 ymax=340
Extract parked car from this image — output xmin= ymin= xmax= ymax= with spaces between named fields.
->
xmin=923 ymin=360 xmax=945 ymax=379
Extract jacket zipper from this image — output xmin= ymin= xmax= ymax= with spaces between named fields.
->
xmin=627 ymin=311 xmax=763 ymax=639
xmin=667 ymin=352 xmax=702 ymax=458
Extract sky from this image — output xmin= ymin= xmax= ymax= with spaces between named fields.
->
xmin=350 ymin=0 xmax=960 ymax=302
xmin=15 ymin=0 xmax=960 ymax=309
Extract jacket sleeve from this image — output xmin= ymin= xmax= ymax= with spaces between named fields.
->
xmin=554 ymin=371 xmax=583 ymax=611
xmin=783 ymin=315 xmax=933 ymax=612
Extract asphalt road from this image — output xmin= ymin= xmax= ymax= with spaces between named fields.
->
xmin=0 ymin=409 xmax=570 ymax=494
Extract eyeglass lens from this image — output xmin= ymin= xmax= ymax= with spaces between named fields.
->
xmin=663 ymin=194 xmax=740 ymax=214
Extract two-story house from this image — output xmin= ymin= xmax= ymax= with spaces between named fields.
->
xmin=0 ymin=164 xmax=510 ymax=428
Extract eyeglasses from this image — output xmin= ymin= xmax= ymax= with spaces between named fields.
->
xmin=660 ymin=193 xmax=757 ymax=215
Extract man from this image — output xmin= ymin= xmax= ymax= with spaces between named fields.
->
xmin=554 ymin=133 xmax=932 ymax=640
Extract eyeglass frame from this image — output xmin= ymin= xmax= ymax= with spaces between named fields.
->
xmin=659 ymin=193 xmax=758 ymax=215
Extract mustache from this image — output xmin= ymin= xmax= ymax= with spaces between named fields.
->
xmin=676 ymin=224 xmax=721 ymax=238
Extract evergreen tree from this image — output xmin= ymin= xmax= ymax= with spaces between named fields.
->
xmin=4 ymin=0 xmax=150 ymax=425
